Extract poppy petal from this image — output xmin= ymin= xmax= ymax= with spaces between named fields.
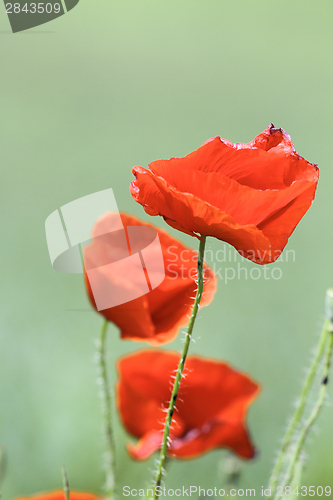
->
xmin=84 ymin=213 xmax=216 ymax=344
xmin=14 ymin=492 xmax=101 ymax=500
xmin=130 ymin=125 xmax=318 ymax=264
xmin=117 ymin=350 xmax=260 ymax=460
xmin=169 ymin=420 xmax=256 ymax=459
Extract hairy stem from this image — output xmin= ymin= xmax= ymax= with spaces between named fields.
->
xmin=153 ymin=236 xmax=207 ymax=499
xmin=62 ymin=464 xmax=70 ymax=500
xmin=268 ymin=321 xmax=329 ymax=495
xmin=276 ymin=326 xmax=333 ymax=496
xmin=97 ymin=319 xmax=117 ymax=499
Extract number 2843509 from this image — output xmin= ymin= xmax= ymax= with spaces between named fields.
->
xmin=5 ymin=3 xmax=61 ymax=14
xmin=276 ymin=486 xmax=331 ymax=496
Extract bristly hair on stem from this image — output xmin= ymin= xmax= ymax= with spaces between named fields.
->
xmin=152 ymin=236 xmax=207 ymax=500
xmin=276 ymin=327 xmax=333 ymax=496
xmin=268 ymin=289 xmax=333 ymax=499
xmin=97 ymin=319 xmax=117 ymax=500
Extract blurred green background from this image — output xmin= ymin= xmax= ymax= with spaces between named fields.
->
xmin=1 ymin=0 xmax=333 ymax=497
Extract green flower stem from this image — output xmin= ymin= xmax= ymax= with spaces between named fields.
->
xmin=275 ymin=325 xmax=333 ymax=497
xmin=268 ymin=320 xmax=329 ymax=495
xmin=97 ymin=319 xmax=117 ymax=499
xmin=286 ymin=456 xmax=304 ymax=500
xmin=0 ymin=445 xmax=5 ymax=491
xmin=62 ymin=464 xmax=70 ymax=500
xmin=153 ymin=235 xmax=207 ymax=500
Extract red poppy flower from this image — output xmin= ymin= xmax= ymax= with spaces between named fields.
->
xmin=84 ymin=213 xmax=216 ymax=345
xmin=130 ymin=124 xmax=318 ymax=264
xmin=117 ymin=350 xmax=260 ymax=460
xmin=14 ymin=492 xmax=101 ymax=500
